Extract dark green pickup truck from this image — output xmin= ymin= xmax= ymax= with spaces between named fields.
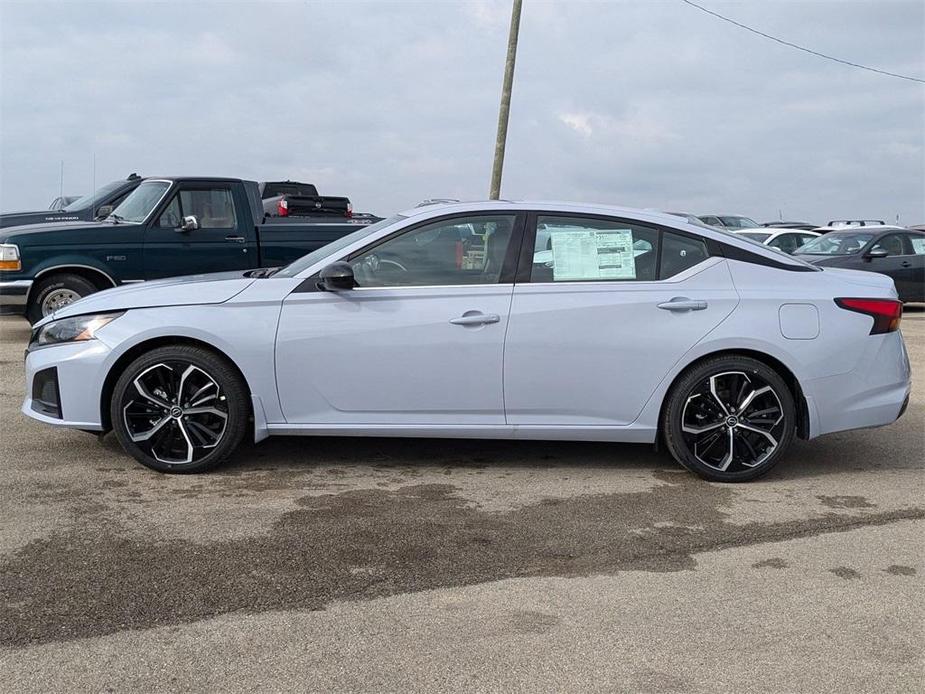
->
xmin=0 ymin=176 xmax=379 ymax=322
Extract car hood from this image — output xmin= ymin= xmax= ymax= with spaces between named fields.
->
xmin=0 ymin=210 xmax=89 ymax=231
xmin=44 ymin=271 xmax=257 ymax=323
xmin=0 ymin=219 xmax=116 ymax=242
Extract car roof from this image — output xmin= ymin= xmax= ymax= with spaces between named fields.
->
xmin=815 ymin=225 xmax=905 ymax=234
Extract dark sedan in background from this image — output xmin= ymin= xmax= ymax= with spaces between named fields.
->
xmin=0 ymin=173 xmax=142 ymax=228
xmin=794 ymin=226 xmax=925 ymax=302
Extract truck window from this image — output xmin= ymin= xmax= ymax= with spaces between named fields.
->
xmin=262 ymin=183 xmax=319 ymax=198
xmin=182 ymin=189 xmax=236 ymax=229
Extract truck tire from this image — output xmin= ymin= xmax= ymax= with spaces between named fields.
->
xmin=27 ymin=273 xmax=98 ymax=324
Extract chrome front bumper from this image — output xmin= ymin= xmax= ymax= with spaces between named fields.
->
xmin=0 ymin=279 xmax=32 ymax=315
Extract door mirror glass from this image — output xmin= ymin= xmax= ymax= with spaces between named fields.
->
xmin=95 ymin=205 xmax=113 ymax=220
xmin=180 ymin=215 xmax=200 ymax=232
xmin=318 ymin=261 xmax=355 ymax=291
xmin=866 ymin=247 xmax=889 ymax=259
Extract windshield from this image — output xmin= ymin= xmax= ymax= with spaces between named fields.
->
xmin=275 ymin=215 xmax=407 ymax=277
xmin=719 ymin=216 xmax=759 ymax=229
xmin=796 ymin=232 xmax=874 ymax=255
xmin=739 ymin=232 xmax=771 ymax=243
xmin=110 ymin=181 xmax=171 ymax=223
xmin=62 ymin=180 xmax=126 ymax=212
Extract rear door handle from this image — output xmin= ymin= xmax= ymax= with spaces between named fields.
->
xmin=225 ymin=235 xmax=246 ymax=243
xmin=657 ymin=297 xmax=708 ymax=312
xmin=449 ymin=312 xmax=501 ymax=326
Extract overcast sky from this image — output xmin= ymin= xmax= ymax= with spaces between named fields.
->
xmin=1 ymin=0 xmax=923 ymax=223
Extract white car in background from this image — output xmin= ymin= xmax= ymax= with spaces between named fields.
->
xmin=22 ymin=201 xmax=910 ymax=483
xmin=735 ymin=228 xmax=822 ymax=255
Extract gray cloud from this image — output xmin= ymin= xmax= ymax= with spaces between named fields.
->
xmin=1 ymin=0 xmax=923 ymax=224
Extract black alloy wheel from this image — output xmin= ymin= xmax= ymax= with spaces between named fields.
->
xmin=110 ymin=345 xmax=248 ymax=473
xmin=663 ymin=356 xmax=795 ymax=482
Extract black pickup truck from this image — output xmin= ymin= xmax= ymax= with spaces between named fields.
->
xmin=0 ymin=176 xmax=379 ymax=322
xmin=259 ymin=180 xmax=352 ymax=218
xmin=0 ymin=173 xmax=143 ymax=228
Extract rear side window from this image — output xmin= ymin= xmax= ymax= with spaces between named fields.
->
xmin=660 ymin=231 xmax=709 ymax=279
xmin=909 ymin=234 xmax=925 ymax=255
xmin=530 ymin=216 xmax=659 ymax=282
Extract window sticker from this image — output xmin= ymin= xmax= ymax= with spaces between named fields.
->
xmin=549 ymin=228 xmax=636 ymax=280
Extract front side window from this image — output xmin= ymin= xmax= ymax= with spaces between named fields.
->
xmin=180 ymin=188 xmax=236 ymax=229
xmin=871 ymin=234 xmax=905 ymax=256
xmin=767 ymin=233 xmax=799 ymax=254
xmin=530 ymin=216 xmax=659 ymax=282
xmin=350 ymin=214 xmax=516 ymax=287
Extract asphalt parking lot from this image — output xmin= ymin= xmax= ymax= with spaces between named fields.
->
xmin=0 ymin=310 xmax=922 ymax=693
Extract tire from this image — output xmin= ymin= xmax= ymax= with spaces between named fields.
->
xmin=662 ymin=355 xmax=796 ymax=483
xmin=27 ymin=273 xmax=98 ymax=324
xmin=110 ymin=345 xmax=249 ymax=473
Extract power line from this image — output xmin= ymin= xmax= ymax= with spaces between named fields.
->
xmin=679 ymin=0 xmax=925 ymax=84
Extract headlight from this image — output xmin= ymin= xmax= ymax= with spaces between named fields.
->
xmin=32 ymin=312 xmax=124 ymax=347
xmin=0 ymin=244 xmax=21 ymax=271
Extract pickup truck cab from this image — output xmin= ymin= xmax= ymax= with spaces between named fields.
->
xmin=0 ymin=176 xmax=379 ymax=322
xmin=0 ymin=174 xmax=143 ymax=229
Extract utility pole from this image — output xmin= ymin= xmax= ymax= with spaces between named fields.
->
xmin=489 ymin=0 xmax=523 ymax=200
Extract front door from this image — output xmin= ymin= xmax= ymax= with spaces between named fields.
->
xmin=275 ymin=213 xmax=523 ymax=425
xmin=504 ymin=213 xmax=740 ymax=426
xmin=143 ymin=183 xmax=256 ymax=279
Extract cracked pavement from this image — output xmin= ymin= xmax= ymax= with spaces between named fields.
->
xmin=0 ymin=309 xmax=923 ymax=692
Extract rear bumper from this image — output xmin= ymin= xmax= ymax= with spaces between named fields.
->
xmin=806 ymin=332 xmax=911 ymax=437
xmin=0 ymin=279 xmax=31 ymax=315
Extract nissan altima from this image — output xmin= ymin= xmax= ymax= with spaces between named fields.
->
xmin=22 ymin=202 xmax=911 ymax=482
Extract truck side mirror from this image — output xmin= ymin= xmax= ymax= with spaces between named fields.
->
xmin=95 ymin=205 xmax=113 ymax=220
xmin=179 ymin=215 xmax=200 ymax=233
xmin=317 ymin=261 xmax=355 ymax=291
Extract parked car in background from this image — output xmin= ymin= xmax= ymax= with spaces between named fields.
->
xmin=761 ymin=221 xmax=818 ymax=231
xmin=736 ymin=229 xmax=821 ymax=255
xmin=664 ymin=211 xmax=707 ymax=225
xmin=0 ymin=174 xmax=143 ymax=228
xmin=0 ymin=176 xmax=379 ymax=322
xmin=697 ymin=215 xmax=761 ymax=231
xmin=820 ymin=220 xmax=886 ymax=230
xmin=259 ymin=180 xmax=352 ymax=218
xmin=906 ymin=224 xmax=925 ymax=232
xmin=48 ymin=196 xmax=80 ymax=211
xmin=20 ymin=202 xmax=910 ymax=483
xmin=793 ymin=227 xmax=925 ymax=302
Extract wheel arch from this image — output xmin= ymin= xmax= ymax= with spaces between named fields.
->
xmin=99 ymin=335 xmax=253 ymax=432
xmin=657 ymin=348 xmax=811 ymax=443
xmin=29 ymin=264 xmax=118 ymax=301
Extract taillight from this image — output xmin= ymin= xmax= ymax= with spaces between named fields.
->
xmin=346 ymin=202 xmax=353 ymax=218
xmin=277 ymin=199 xmax=289 ymax=217
xmin=835 ymin=298 xmax=902 ymax=335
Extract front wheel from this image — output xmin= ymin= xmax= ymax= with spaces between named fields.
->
xmin=662 ymin=356 xmax=796 ymax=482
xmin=27 ymin=273 xmax=97 ymax=324
xmin=110 ymin=345 xmax=249 ymax=473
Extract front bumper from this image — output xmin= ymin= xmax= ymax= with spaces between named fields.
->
xmin=0 ymin=279 xmax=31 ymax=315
xmin=22 ymin=339 xmax=111 ymax=430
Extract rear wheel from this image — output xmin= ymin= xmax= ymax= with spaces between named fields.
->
xmin=110 ymin=345 xmax=249 ymax=473
xmin=662 ymin=356 xmax=796 ymax=482
xmin=27 ymin=273 xmax=98 ymax=324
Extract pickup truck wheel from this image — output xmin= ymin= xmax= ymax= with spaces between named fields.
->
xmin=27 ymin=273 xmax=98 ymax=324
xmin=110 ymin=345 xmax=249 ymax=474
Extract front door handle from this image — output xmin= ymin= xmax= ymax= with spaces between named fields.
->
xmin=657 ymin=297 xmax=708 ymax=312
xmin=449 ymin=312 xmax=501 ymax=326
xmin=901 ymin=261 xmax=911 ymax=267
xmin=225 ymin=235 xmax=246 ymax=243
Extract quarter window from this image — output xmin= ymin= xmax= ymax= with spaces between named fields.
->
xmin=530 ymin=216 xmax=659 ymax=282
xmin=349 ymin=215 xmax=516 ymax=287
xmin=660 ymin=230 xmax=709 ymax=278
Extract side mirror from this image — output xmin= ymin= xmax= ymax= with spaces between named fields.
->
xmin=865 ymin=247 xmax=889 ymax=260
xmin=95 ymin=205 xmax=113 ymax=220
xmin=317 ymin=261 xmax=355 ymax=291
xmin=179 ymin=215 xmax=199 ymax=233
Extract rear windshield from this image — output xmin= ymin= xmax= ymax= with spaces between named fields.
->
xmin=262 ymin=183 xmax=319 ymax=199
xmin=739 ymin=231 xmax=771 ymax=243
xmin=718 ymin=216 xmax=759 ymax=229
xmin=797 ymin=232 xmax=874 ymax=255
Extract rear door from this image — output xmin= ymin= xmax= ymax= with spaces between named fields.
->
xmin=143 ymin=182 xmax=257 ymax=279
xmin=863 ymin=233 xmax=916 ymax=300
xmin=503 ymin=213 xmax=739 ymax=426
